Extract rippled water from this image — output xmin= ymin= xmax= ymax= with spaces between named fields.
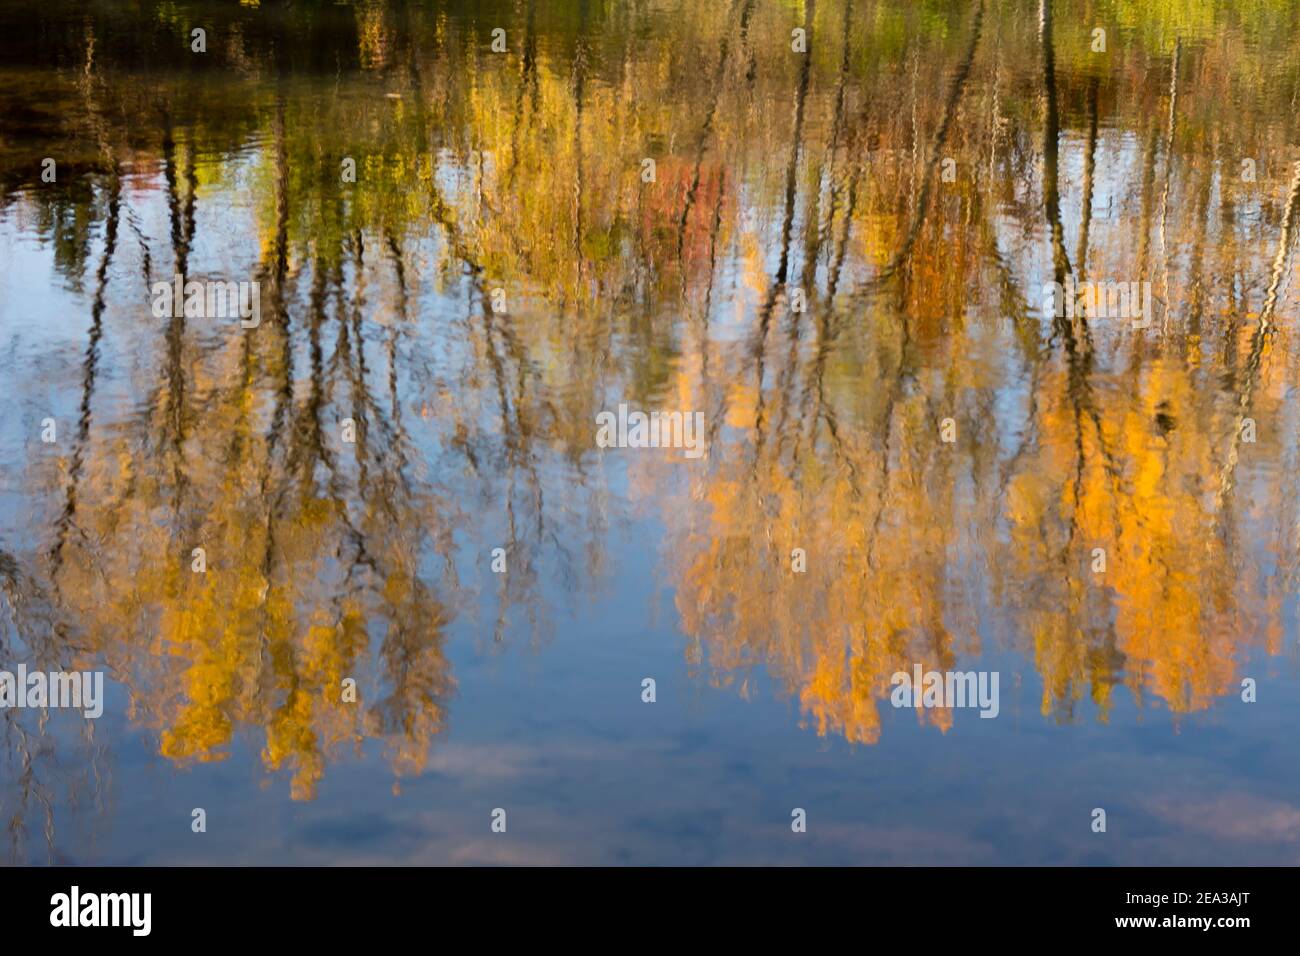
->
xmin=1 ymin=0 xmax=1299 ymax=864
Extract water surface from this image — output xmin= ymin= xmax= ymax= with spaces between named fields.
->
xmin=1 ymin=0 xmax=1299 ymax=864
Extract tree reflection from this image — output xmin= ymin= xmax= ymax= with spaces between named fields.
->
xmin=0 ymin=0 xmax=1297 ymax=859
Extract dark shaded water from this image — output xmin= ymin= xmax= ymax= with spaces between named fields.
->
xmin=1 ymin=0 xmax=1299 ymax=864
